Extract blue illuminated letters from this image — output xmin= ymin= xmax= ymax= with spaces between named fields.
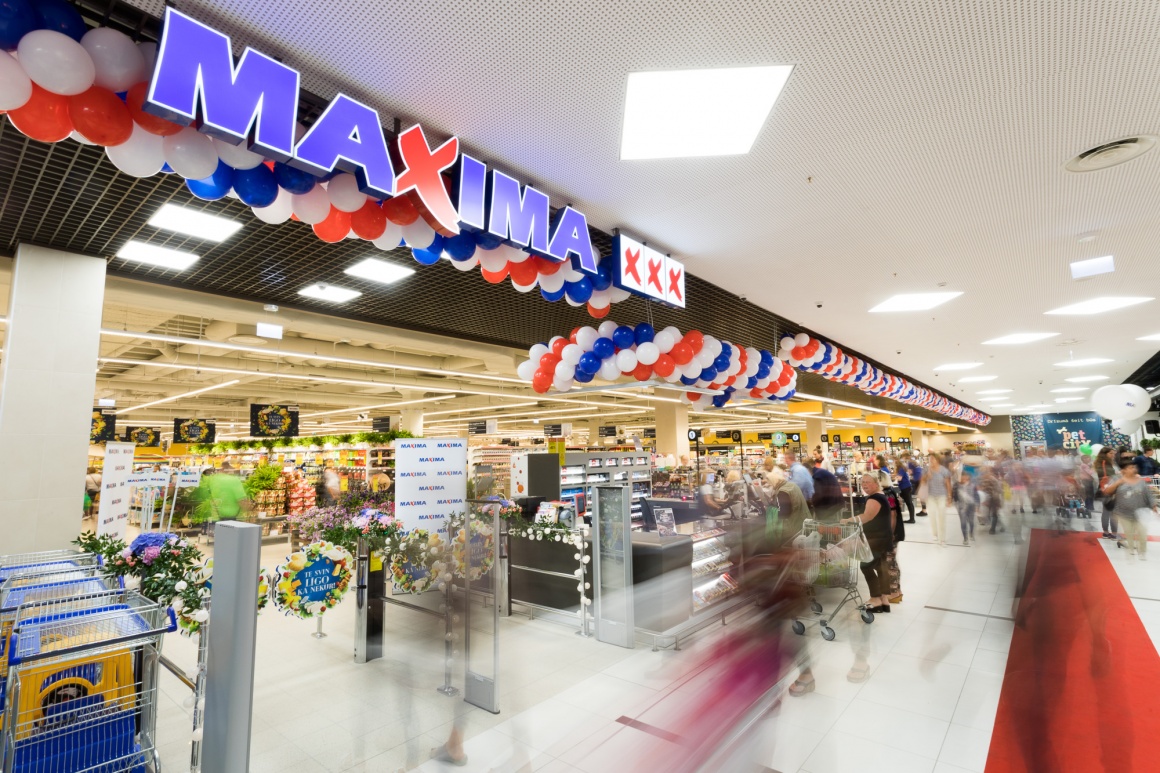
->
xmin=293 ymin=94 xmax=395 ymax=199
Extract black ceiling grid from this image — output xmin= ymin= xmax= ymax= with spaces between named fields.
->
xmin=0 ymin=0 xmax=979 ymax=426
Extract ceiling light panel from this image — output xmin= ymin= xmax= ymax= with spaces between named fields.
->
xmin=868 ymin=292 xmax=962 ymax=313
xmin=933 ymin=362 xmax=981 ymax=371
xmin=1054 ymin=397 xmax=1084 ymax=403
xmin=1069 ymin=255 xmax=1115 ymax=279
xmin=1050 ymin=387 xmax=1089 ymax=393
xmin=620 ymin=65 xmax=794 ymax=160
xmin=1044 ymin=296 xmax=1153 ymax=315
xmin=1064 ymin=375 xmax=1108 ymax=382
xmin=976 ymin=389 xmax=1012 ymax=395
xmin=298 ymin=283 xmax=362 ymax=303
xmin=982 ymin=332 xmax=1059 ymax=345
xmin=344 ymin=257 xmax=416 ymax=285
xmin=956 ymin=375 xmax=996 ymax=382
xmin=147 ymin=204 xmax=243 ymax=242
xmin=115 ymin=241 xmax=200 ymax=271
xmin=1054 ymin=358 xmax=1112 ymax=368
xmin=1136 ymin=333 xmax=1160 ymax=341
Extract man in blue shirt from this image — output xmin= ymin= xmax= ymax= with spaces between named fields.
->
xmin=1134 ymin=447 xmax=1157 ymax=477
xmin=906 ymin=454 xmax=926 ymax=517
xmin=784 ymin=451 xmax=815 ymax=503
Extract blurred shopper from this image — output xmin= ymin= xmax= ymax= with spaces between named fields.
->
xmin=763 ymin=466 xmax=810 ymax=544
xmin=906 ymin=453 xmax=927 ymax=517
xmin=955 ymin=471 xmax=978 ymax=546
xmin=924 ymin=453 xmax=953 ymax=547
xmin=198 ymin=462 xmax=251 ymax=522
xmin=843 ymin=473 xmax=893 ymax=612
xmin=322 ymin=464 xmax=341 ymax=505
xmin=809 ymin=457 xmax=844 ymax=520
xmin=1076 ymin=452 xmax=1096 ymax=515
xmin=699 ymin=471 xmax=730 ymax=516
xmin=784 ymin=450 xmax=815 ymax=503
xmin=979 ymin=468 xmax=1005 ymax=534
xmin=894 ymin=455 xmax=916 ymax=523
xmin=874 ymin=455 xmax=905 ymax=603
xmin=84 ymin=466 xmax=102 ymax=518
xmin=1106 ymin=455 xmax=1157 ymax=557
xmin=1134 ymin=446 xmax=1158 ymax=477
xmin=1095 ymin=446 xmax=1119 ymax=539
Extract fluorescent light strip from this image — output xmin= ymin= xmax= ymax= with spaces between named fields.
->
xmin=1064 ymin=375 xmax=1108 ymax=383
xmin=115 ymin=241 xmax=200 ymax=271
xmin=115 ymin=380 xmax=240 ymax=414
xmin=1045 ymin=296 xmax=1153 ymax=315
xmin=982 ymin=332 xmax=1058 ymax=345
xmin=791 ymin=391 xmax=976 ymax=432
xmin=300 ymin=395 xmax=456 ymax=419
xmin=424 ymin=401 xmax=541 ymax=418
xmin=1053 ymin=358 xmax=1112 ymax=368
xmin=1050 ymin=387 xmax=1089 ymax=393
xmin=148 ymin=204 xmax=243 ymax=242
xmin=869 ymin=292 xmax=963 ymax=313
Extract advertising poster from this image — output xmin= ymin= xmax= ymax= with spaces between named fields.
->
xmin=249 ymin=403 xmax=299 ymax=438
xmin=509 ymin=451 xmax=529 ymax=498
xmin=91 ymin=408 xmax=117 ymax=442
xmin=174 ymin=417 xmax=216 ymax=443
xmin=1042 ymin=411 xmax=1103 ymax=450
xmin=393 ymin=437 xmax=468 ymax=534
xmin=125 ymin=426 xmax=159 ymax=446
xmin=96 ymin=441 xmax=135 ymax=539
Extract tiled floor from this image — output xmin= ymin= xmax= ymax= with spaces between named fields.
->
xmin=148 ymin=505 xmax=1160 ymax=772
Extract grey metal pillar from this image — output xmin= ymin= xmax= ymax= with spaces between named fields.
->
xmin=202 ymin=522 xmax=261 ymax=773
xmin=354 ymin=537 xmax=385 ymax=663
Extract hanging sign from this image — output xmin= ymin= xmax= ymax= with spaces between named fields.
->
xmin=250 ymin=404 xmax=299 ymax=438
xmin=820 ymin=434 xmax=829 ymax=443
xmin=393 ymin=438 xmax=468 ymax=533
xmin=772 ymin=432 xmax=788 ymax=447
xmin=91 ymin=408 xmax=117 ymax=443
xmin=598 ymin=426 xmax=618 ymax=438
xmin=757 ymin=432 xmax=773 ymax=441
xmin=175 ymin=470 xmax=203 ymax=489
xmin=125 ymin=426 xmax=160 ymax=446
xmin=831 ymin=434 xmax=842 ymax=444
xmin=1043 ymin=411 xmax=1104 ymax=450
xmin=371 ymin=416 xmax=392 ymax=432
xmin=272 ymin=542 xmax=353 ymax=619
xmin=544 ymin=423 xmax=571 ymax=438
xmin=174 ymin=418 xmax=216 ymax=443
xmin=467 ymin=421 xmax=487 ymax=435
xmin=610 ymin=234 xmax=686 ymax=307
xmin=643 ymin=428 xmax=657 ymax=439
xmin=96 ymin=442 xmax=135 ymax=539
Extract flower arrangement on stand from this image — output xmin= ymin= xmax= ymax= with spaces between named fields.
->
xmin=272 ymin=541 xmax=353 ymax=619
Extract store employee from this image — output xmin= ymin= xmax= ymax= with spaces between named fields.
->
xmin=699 ymin=471 xmax=729 ymax=515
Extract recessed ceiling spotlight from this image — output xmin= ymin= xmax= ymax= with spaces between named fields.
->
xmin=115 ymin=241 xmax=199 ymax=271
xmin=933 ymin=362 xmax=982 ymax=371
xmin=957 ymin=375 xmax=997 ymax=383
xmin=1045 ymin=297 xmax=1153 ymax=315
xmin=1065 ymin=136 xmax=1156 ymax=172
xmin=344 ymin=257 xmax=416 ymax=285
xmin=147 ymin=204 xmax=243 ymax=242
xmin=298 ymin=283 xmax=361 ymax=303
xmin=1054 ymin=357 xmax=1113 ymax=368
xmin=1065 ymin=375 xmax=1108 ymax=383
xmin=620 ymin=65 xmax=794 ymax=160
xmin=982 ymin=332 xmax=1058 ymax=345
xmin=976 ymin=389 xmax=1012 ymax=395
xmin=1051 ymin=387 xmax=1089 ymax=393
xmin=869 ymin=292 xmax=962 ymax=313
xmin=1070 ymin=255 xmax=1115 ymax=280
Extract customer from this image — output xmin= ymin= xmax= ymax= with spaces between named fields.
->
xmin=84 ymin=466 xmax=102 ymax=518
xmin=1094 ymin=446 xmax=1119 ymax=539
xmin=979 ymin=468 xmax=1005 ymax=534
xmin=784 ymin=451 xmax=815 ymax=504
xmin=199 ymin=462 xmax=252 ymax=522
xmin=698 ymin=471 xmax=729 ymax=516
xmin=955 ymin=471 xmax=978 ymax=546
xmin=894 ymin=456 xmax=916 ymax=523
xmin=924 ymin=453 xmax=954 ymax=547
xmin=842 ymin=474 xmax=893 ymax=613
xmin=874 ymin=455 xmax=905 ymax=603
xmin=763 ymin=466 xmax=810 ymax=546
xmin=1134 ymin=446 xmax=1158 ymax=478
xmin=809 ymin=457 xmax=844 ymax=520
xmin=906 ymin=454 xmax=926 ymax=517
xmin=322 ymin=465 xmax=342 ymax=505
xmin=1106 ymin=456 xmax=1157 ymax=557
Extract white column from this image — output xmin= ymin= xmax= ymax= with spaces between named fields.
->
xmin=0 ymin=246 xmax=106 ymax=552
xmin=914 ymin=430 xmax=928 ymax=453
xmin=399 ymin=408 xmax=424 ymax=436
xmin=655 ymin=402 xmax=690 ymax=463
xmin=805 ymin=417 xmax=827 ymax=454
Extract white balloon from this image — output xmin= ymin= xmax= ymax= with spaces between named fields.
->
xmin=561 ymin=267 xmax=585 ymax=283
xmin=538 ymin=271 xmax=566 ymax=293
xmin=516 ymin=359 xmax=537 ymax=381
xmin=512 ymin=280 xmax=537 ymax=292
xmin=553 ymin=374 xmax=574 ymax=392
xmin=636 ymin=342 xmax=660 ymax=366
xmin=780 ymin=336 xmax=796 ymax=350
xmin=682 ymin=361 xmax=703 ymax=379
xmin=1113 ymin=417 xmax=1143 ymax=435
xmin=561 ymin=344 xmax=583 ymax=365
xmin=565 ymin=295 xmax=585 ymax=307
xmin=662 ymin=326 xmax=682 ymax=342
xmin=506 ymin=247 xmax=531 ymax=263
xmin=251 ymin=187 xmax=294 ymax=224
xmin=576 ymin=327 xmax=598 ymax=350
xmin=213 ymin=137 xmax=264 ymax=170
xmin=138 ymin=42 xmax=157 ymax=75
xmin=555 ymin=360 xmax=576 ymax=380
xmin=615 ymin=350 xmax=638 ymax=373
xmin=290 ymin=186 xmax=330 ymax=224
xmin=598 ymin=358 xmax=621 ymax=381
xmin=1122 ymin=384 xmax=1152 ymax=420
xmin=326 ymin=172 xmax=368 ymax=212
xmin=529 ymin=344 xmax=549 ymax=361
xmin=69 ymin=130 xmax=95 ymax=146
xmin=696 ymin=349 xmax=716 ymax=368
xmin=0 ymin=52 xmax=31 ymax=110
xmin=105 ymin=123 xmax=164 ymax=177
xmin=478 ymin=249 xmax=509 ymax=273
xmin=653 ymin=330 xmax=675 ymax=354
xmin=598 ymin=321 xmax=618 ymax=338
xmin=609 ymin=286 xmax=631 ymax=303
xmin=794 ymin=333 xmax=809 ymax=347
xmin=588 ymin=288 xmax=612 ymax=309
xmin=401 ymin=219 xmax=436 ymax=249
xmin=372 ymin=220 xmax=404 ymax=250
xmin=163 ymin=127 xmax=219 ymax=179
xmin=81 ymin=28 xmax=146 ymax=92
xmin=704 ymin=336 xmax=722 ymax=358
xmin=663 ymin=369 xmax=682 ymax=383
xmin=17 ymin=30 xmax=95 ymax=96
xmin=451 ymin=255 xmax=479 ymax=271
xmin=1091 ymin=385 xmax=1135 ymax=421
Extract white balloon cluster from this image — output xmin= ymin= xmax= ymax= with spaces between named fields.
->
xmin=1092 ymin=384 xmax=1151 ymax=432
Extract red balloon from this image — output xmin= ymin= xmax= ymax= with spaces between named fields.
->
xmin=532 ymin=256 xmax=564 ymax=275
xmin=382 ymin=195 xmax=419 ymax=225
xmin=587 ymin=303 xmax=610 ymax=319
xmin=684 ymin=330 xmax=704 ymax=353
xmin=750 ymin=388 xmax=764 ymax=398
xmin=723 ymin=375 xmax=736 ymax=387
xmin=551 ymin=338 xmax=568 ymax=357
xmin=350 ymin=200 xmax=387 ymax=240
xmin=669 ymin=342 xmax=693 ymax=365
xmin=633 ymin=363 xmax=653 ymax=381
xmin=653 ymin=354 xmax=675 ymax=378
xmin=481 ymin=266 xmax=508 ymax=283
xmin=570 ymin=327 xmax=580 ymax=342
xmin=532 ymin=369 xmax=553 ymax=393
xmin=508 ymin=259 xmax=539 ymax=286
xmin=686 ymin=392 xmax=702 ymax=402
xmin=313 ymin=206 xmax=351 ymax=243
xmin=125 ymin=82 xmax=184 ymax=136
xmin=791 ymin=346 xmax=805 ymax=360
xmin=9 ymin=83 xmax=72 ymax=143
xmin=805 ymin=340 xmax=819 ymax=355
xmin=68 ymin=86 xmax=133 ymax=146
xmin=540 ymin=353 xmax=561 ymax=372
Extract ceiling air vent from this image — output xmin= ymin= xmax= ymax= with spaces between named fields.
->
xmin=1066 ymin=136 xmax=1156 ymax=172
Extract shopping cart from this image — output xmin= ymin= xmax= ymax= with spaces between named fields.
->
xmin=0 ymin=589 xmax=175 ymax=773
xmin=789 ymin=519 xmax=874 ymax=641
xmin=0 ymin=552 xmax=100 ymax=587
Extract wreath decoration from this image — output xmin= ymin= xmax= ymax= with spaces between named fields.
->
xmin=272 ymin=542 xmax=353 ymax=619
xmin=256 ymin=405 xmax=293 ymax=437
xmin=450 ymin=514 xmax=496 ymax=582
xmin=389 ymin=530 xmax=450 ymax=594
xmin=178 ymin=418 xmax=212 ymax=443
xmin=90 ymin=411 xmax=107 ymax=441
xmin=129 ymin=427 xmax=158 ymax=446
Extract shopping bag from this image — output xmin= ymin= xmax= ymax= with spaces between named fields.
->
xmin=853 ymin=532 xmax=874 ymax=563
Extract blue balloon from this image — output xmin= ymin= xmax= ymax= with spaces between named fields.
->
xmin=719 ymin=342 xmax=732 ymax=360
xmin=232 ymin=164 xmax=279 ymax=207
xmin=0 ymin=0 xmax=39 ymax=50
xmin=591 ymin=260 xmax=613 ymax=291
xmin=475 ymin=230 xmax=503 ymax=250
xmin=759 ymin=350 xmax=774 ymax=366
xmin=745 ymin=376 xmax=758 ymax=388
xmin=712 ymin=395 xmax=729 ymax=408
xmin=444 ymin=233 xmax=477 ymax=261
xmin=578 ymin=352 xmax=602 ymax=376
xmin=591 ymin=337 xmax=615 ymax=359
xmin=35 ymin=0 xmax=82 ymax=41
xmin=411 ymin=247 xmax=441 ymax=266
xmin=713 ymin=353 xmax=731 ymax=371
xmin=274 ymin=162 xmax=315 ymax=194
xmin=185 ymin=159 xmax=235 ymax=201
xmin=160 ymin=162 xmax=175 ymax=174
xmin=612 ymin=326 xmax=635 ymax=349
xmin=634 ymin=322 xmax=655 ymax=345
xmin=564 ymin=277 xmax=593 ymax=304
xmin=680 ymin=375 xmax=699 ymax=386
xmin=541 ymin=286 xmax=566 ymax=302
xmin=699 ymin=366 xmax=718 ymax=382
xmin=574 ymin=368 xmax=595 ymax=383
xmin=756 ymin=364 xmax=771 ymax=380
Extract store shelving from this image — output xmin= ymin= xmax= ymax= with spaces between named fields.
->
xmin=468 ymin=445 xmax=515 ymax=494
xmin=560 ymin=451 xmax=653 ymax=530
xmin=689 ymin=529 xmax=737 ymax=611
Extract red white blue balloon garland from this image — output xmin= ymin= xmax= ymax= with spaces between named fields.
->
xmin=0 ymin=9 xmax=628 ymax=318
xmin=776 ymin=333 xmax=991 ymax=426
xmin=516 ymin=320 xmax=798 ymax=409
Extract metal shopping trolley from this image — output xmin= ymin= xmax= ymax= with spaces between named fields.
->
xmin=0 ymin=553 xmax=100 ymax=587
xmin=1 ymin=589 xmax=175 ymax=773
xmin=789 ymin=519 xmax=874 ymax=641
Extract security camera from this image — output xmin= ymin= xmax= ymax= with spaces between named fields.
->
xmin=815 ymin=301 xmax=823 ymax=309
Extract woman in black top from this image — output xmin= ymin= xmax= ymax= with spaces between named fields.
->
xmin=843 ymin=473 xmax=894 ymax=613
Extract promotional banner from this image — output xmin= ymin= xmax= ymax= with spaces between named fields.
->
xmin=125 ymin=426 xmax=160 ymax=446
xmin=249 ymin=404 xmax=299 ymax=438
xmin=272 ymin=542 xmax=353 ymax=619
xmin=91 ymin=408 xmax=117 ymax=442
xmin=174 ymin=417 xmax=217 ymax=443
xmin=393 ymin=438 xmax=468 ymax=534
xmin=1042 ymin=411 xmax=1103 ymax=450
xmin=96 ymin=442 xmax=136 ymax=539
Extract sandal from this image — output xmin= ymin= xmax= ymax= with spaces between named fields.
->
xmin=788 ymin=678 xmax=815 ymax=697
xmin=847 ymin=664 xmax=871 ymax=683
xmin=889 ymin=594 xmax=903 ymax=604
xmin=432 ymin=744 xmax=468 ymax=767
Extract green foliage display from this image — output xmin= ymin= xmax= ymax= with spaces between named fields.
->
xmin=189 ymin=429 xmax=416 ymax=455
xmin=243 ymin=463 xmax=283 ymax=497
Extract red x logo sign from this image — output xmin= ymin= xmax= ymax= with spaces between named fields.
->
xmin=668 ymin=266 xmax=683 ymax=301
xmin=646 ymin=257 xmax=663 ymax=293
xmin=623 ymin=248 xmax=642 ymax=284
xmin=395 ymin=125 xmax=460 ymax=236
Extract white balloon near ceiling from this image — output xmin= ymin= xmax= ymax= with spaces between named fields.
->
xmin=1091 ymin=384 xmax=1151 ymax=421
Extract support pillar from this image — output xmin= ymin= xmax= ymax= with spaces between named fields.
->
xmin=805 ymin=417 xmax=827 ymax=456
xmin=914 ymin=430 xmax=928 ymax=454
xmin=400 ymin=408 xmax=424 ymax=436
xmin=655 ymin=402 xmax=690 ymax=464
xmin=0 ymin=245 xmax=105 ymax=552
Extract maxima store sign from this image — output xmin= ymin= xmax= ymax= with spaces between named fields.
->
xmin=146 ymin=9 xmax=614 ymax=277
xmin=392 ymin=438 xmax=468 ymax=534
xmin=612 ymin=234 xmax=685 ymax=308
